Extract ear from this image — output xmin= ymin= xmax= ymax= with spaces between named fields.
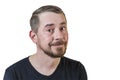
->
xmin=29 ymin=30 xmax=37 ymax=43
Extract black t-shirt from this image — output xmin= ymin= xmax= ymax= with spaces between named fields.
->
xmin=4 ymin=57 xmax=87 ymax=80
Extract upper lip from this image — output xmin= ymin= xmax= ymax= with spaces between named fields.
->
xmin=51 ymin=41 xmax=64 ymax=46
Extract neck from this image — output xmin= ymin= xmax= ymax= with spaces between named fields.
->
xmin=33 ymin=53 xmax=60 ymax=67
xmin=29 ymin=52 xmax=61 ymax=76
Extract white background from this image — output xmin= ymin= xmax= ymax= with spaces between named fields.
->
xmin=0 ymin=0 xmax=120 ymax=80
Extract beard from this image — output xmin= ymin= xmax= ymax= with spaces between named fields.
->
xmin=38 ymin=40 xmax=67 ymax=58
xmin=43 ymin=46 xmax=67 ymax=58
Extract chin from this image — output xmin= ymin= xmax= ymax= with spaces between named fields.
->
xmin=44 ymin=46 xmax=67 ymax=58
xmin=51 ymin=53 xmax=65 ymax=58
xmin=53 ymin=51 xmax=66 ymax=58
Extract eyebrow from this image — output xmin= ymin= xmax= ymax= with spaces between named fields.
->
xmin=45 ymin=23 xmax=54 ymax=27
xmin=60 ymin=22 xmax=66 ymax=25
xmin=45 ymin=21 xmax=66 ymax=27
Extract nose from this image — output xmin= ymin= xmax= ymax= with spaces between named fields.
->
xmin=53 ymin=30 xmax=64 ymax=40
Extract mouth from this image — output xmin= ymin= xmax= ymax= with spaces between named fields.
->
xmin=50 ymin=41 xmax=65 ymax=47
xmin=53 ymin=44 xmax=64 ymax=48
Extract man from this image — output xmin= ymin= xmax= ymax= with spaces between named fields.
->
xmin=4 ymin=5 xmax=87 ymax=80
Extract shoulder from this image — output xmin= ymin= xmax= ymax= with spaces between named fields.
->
xmin=62 ymin=57 xmax=83 ymax=66
xmin=61 ymin=56 xmax=85 ymax=70
xmin=4 ymin=57 xmax=29 ymax=80
xmin=61 ymin=57 xmax=87 ymax=79
xmin=5 ymin=57 xmax=29 ymax=72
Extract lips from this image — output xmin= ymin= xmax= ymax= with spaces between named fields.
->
xmin=53 ymin=42 xmax=63 ymax=46
xmin=50 ymin=41 xmax=65 ymax=46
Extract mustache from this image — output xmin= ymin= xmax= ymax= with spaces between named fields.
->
xmin=49 ymin=40 xmax=65 ymax=46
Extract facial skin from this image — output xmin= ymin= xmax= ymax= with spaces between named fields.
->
xmin=30 ymin=12 xmax=68 ymax=58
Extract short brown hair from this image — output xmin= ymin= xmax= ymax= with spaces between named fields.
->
xmin=30 ymin=5 xmax=66 ymax=33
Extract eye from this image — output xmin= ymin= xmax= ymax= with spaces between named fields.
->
xmin=47 ymin=29 xmax=54 ymax=33
xmin=60 ymin=26 xmax=66 ymax=31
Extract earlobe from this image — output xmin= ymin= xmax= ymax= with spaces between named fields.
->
xmin=29 ymin=30 xmax=37 ymax=43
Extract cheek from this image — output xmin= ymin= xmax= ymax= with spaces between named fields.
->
xmin=37 ymin=31 xmax=53 ymax=44
xmin=64 ymin=32 xmax=68 ymax=41
xmin=42 ymin=36 xmax=53 ymax=44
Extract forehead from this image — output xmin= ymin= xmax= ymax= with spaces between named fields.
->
xmin=38 ymin=12 xmax=67 ymax=25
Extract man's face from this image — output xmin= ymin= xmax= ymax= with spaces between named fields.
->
xmin=35 ymin=12 xmax=68 ymax=58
